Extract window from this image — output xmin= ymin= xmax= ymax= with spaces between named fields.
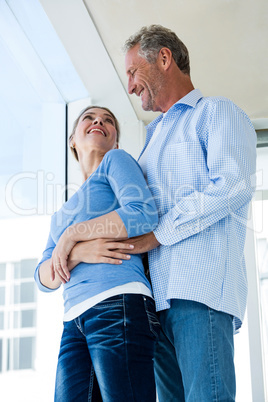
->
xmin=0 ymin=259 xmax=37 ymax=372
xmin=253 ymin=193 xmax=268 ymax=396
xmin=0 ymin=0 xmax=88 ymax=400
xmin=251 ymin=143 xmax=268 ymax=399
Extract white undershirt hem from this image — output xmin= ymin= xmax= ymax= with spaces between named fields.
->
xmin=63 ymin=282 xmax=153 ymax=322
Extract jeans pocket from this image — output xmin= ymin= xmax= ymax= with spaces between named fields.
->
xmin=143 ymin=296 xmax=161 ymax=339
xmin=92 ymin=295 xmax=123 ymax=309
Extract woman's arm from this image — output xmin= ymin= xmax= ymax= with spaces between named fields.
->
xmin=34 ymin=233 xmax=61 ymax=291
xmin=68 ymin=210 xmax=128 ymax=242
xmin=38 ymin=258 xmax=62 ymax=288
xmin=51 ymin=150 xmax=158 ymax=281
xmin=37 ymin=237 xmax=134 ymax=288
xmin=51 ymin=210 xmax=128 ymax=280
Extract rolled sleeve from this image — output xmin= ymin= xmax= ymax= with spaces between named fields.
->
xmin=154 ymin=100 xmax=256 ymax=246
xmin=34 ymin=232 xmax=58 ymax=293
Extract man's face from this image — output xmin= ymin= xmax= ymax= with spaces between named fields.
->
xmin=125 ymin=44 xmax=164 ymax=112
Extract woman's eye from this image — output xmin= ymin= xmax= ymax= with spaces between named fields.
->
xmin=83 ymin=115 xmax=93 ymax=120
xmin=106 ymin=118 xmax=114 ymax=125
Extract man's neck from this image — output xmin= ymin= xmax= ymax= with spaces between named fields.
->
xmin=159 ymin=75 xmax=194 ymax=113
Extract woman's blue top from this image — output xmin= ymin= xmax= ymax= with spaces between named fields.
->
xmin=34 ymin=149 xmax=158 ymax=314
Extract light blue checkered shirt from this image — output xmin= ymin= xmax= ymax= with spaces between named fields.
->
xmin=139 ymin=89 xmax=256 ymax=331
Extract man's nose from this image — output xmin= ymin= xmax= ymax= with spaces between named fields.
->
xmin=128 ymin=78 xmax=136 ymax=95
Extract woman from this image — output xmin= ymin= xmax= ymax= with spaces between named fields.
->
xmin=34 ymin=106 xmax=160 ymax=402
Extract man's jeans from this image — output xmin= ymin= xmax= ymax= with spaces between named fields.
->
xmin=154 ymin=299 xmax=236 ymax=402
xmin=54 ymin=294 xmax=160 ymax=402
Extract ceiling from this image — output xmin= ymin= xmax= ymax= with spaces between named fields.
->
xmin=83 ymin=0 xmax=268 ymax=125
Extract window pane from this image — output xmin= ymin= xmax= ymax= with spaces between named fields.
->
xmin=261 ymin=280 xmax=268 ymax=340
xmin=0 ymin=312 xmax=4 ymax=330
xmin=0 ymin=264 xmax=6 ymax=281
xmin=13 ymin=310 xmax=36 ymax=329
xmin=8 ymin=337 xmax=35 ymax=370
xmin=14 ymin=283 xmax=36 ymax=304
xmin=21 ymin=310 xmax=36 ymax=328
xmin=256 ymin=238 xmax=268 ymax=276
xmin=7 ymin=338 xmax=17 ymax=370
xmin=19 ymin=337 xmax=35 ymax=370
xmin=0 ymin=288 xmax=5 ymax=305
xmin=13 ymin=311 xmax=19 ymax=329
xmin=14 ymin=259 xmax=38 ymax=279
xmin=0 ymin=339 xmax=2 ymax=372
xmin=13 ymin=263 xmax=21 ymax=280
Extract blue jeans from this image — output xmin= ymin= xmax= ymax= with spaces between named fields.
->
xmin=54 ymin=294 xmax=160 ymax=402
xmin=154 ymin=300 xmax=236 ymax=402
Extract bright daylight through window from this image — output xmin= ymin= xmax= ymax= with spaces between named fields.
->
xmin=0 ymin=0 xmax=88 ymax=401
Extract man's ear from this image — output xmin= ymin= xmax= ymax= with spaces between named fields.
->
xmin=158 ymin=47 xmax=173 ymax=70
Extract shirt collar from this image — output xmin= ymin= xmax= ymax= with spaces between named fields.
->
xmin=173 ymin=88 xmax=203 ymax=109
xmin=146 ymin=89 xmax=203 ymax=130
xmin=146 ymin=113 xmax=163 ymax=130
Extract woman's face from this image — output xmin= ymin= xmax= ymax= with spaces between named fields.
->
xmin=72 ymin=108 xmax=118 ymax=157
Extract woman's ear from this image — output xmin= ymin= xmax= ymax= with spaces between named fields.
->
xmin=114 ymin=142 xmax=119 ymax=149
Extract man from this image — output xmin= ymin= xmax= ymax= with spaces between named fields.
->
xmin=122 ymin=25 xmax=256 ymax=401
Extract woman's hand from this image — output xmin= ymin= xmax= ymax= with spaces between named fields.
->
xmin=51 ymin=230 xmax=76 ymax=284
xmin=50 ymin=237 xmax=135 ymax=285
xmin=68 ymin=239 xmax=135 ymax=269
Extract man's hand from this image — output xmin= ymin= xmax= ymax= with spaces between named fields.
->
xmin=118 ymin=232 xmax=160 ymax=254
xmin=51 ymin=232 xmax=160 ymax=285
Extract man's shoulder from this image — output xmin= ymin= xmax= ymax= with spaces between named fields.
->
xmin=200 ymin=95 xmax=250 ymax=118
xmin=196 ymin=95 xmax=245 ymax=119
xmin=199 ymin=95 xmax=234 ymax=107
xmin=197 ymin=95 xmax=253 ymax=131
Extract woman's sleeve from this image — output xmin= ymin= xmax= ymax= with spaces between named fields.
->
xmin=105 ymin=150 xmax=158 ymax=238
xmin=34 ymin=232 xmax=57 ymax=292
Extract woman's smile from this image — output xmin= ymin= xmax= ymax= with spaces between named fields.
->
xmin=87 ymin=127 xmax=107 ymax=137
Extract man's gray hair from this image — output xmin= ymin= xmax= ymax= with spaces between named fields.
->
xmin=123 ymin=25 xmax=190 ymax=75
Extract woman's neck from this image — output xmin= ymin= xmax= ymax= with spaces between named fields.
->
xmin=79 ymin=149 xmax=106 ymax=181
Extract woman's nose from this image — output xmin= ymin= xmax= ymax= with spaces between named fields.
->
xmin=93 ymin=118 xmax=103 ymax=125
